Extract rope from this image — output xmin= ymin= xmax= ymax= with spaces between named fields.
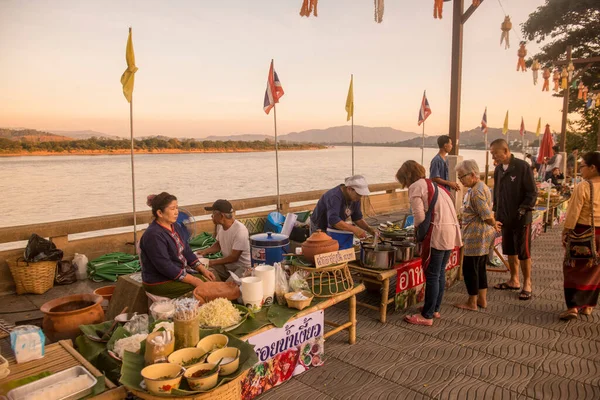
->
xmin=496 ymin=0 xmax=524 ymax=44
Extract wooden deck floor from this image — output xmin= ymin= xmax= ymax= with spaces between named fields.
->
xmin=259 ymin=225 xmax=600 ymax=400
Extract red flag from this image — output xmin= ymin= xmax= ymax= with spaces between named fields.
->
xmin=263 ymin=60 xmax=284 ymax=115
xmin=418 ymin=91 xmax=431 ymax=126
xmin=519 ymin=117 xmax=525 ymax=137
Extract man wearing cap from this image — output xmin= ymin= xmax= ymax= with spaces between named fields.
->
xmin=196 ymin=200 xmax=251 ymax=281
xmin=309 ymin=175 xmax=376 ymax=239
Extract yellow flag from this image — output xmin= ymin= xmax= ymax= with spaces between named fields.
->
xmin=535 ymin=117 xmax=541 ymax=136
xmin=502 ymin=110 xmax=509 ymax=135
xmin=345 ymin=75 xmax=354 ymax=121
xmin=120 ymin=28 xmax=138 ymax=103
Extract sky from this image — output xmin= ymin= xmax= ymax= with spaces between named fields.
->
xmin=0 ymin=0 xmax=564 ymax=139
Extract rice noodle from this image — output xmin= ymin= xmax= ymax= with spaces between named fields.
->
xmin=113 ymin=333 xmax=148 ymax=358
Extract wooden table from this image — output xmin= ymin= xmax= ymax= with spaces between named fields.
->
xmin=347 ymin=263 xmax=396 ymax=323
xmin=241 ymin=283 xmax=365 ymax=345
xmin=0 ymin=339 xmax=126 ymax=399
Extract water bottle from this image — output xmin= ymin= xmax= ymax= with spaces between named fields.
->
xmin=73 ymin=253 xmax=89 ymax=280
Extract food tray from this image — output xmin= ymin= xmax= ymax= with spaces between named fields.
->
xmin=7 ymin=365 xmax=97 ymax=400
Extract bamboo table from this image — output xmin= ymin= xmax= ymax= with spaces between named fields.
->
xmin=0 ymin=339 xmax=126 ymax=399
xmin=241 ymin=283 xmax=365 ymax=345
xmin=347 ymin=263 xmax=396 ymax=323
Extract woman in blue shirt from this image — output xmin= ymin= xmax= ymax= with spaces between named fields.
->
xmin=140 ymin=192 xmax=215 ymax=298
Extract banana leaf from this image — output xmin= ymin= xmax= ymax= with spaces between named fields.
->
xmin=120 ymin=333 xmax=258 ymax=396
xmin=79 ymin=320 xmax=114 ymax=342
xmin=228 ymin=308 xmax=271 ymax=336
xmin=0 ymin=371 xmax=52 ymax=396
xmin=106 ymin=327 xmax=131 ymax=352
xmin=76 ymin=335 xmax=108 ymax=364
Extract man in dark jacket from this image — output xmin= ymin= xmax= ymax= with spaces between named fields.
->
xmin=490 ymin=139 xmax=537 ymax=300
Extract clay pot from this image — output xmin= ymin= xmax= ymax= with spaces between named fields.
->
xmin=41 ymin=293 xmax=105 ymax=342
xmin=301 ymin=230 xmax=339 ymax=263
xmin=93 ymin=285 xmax=116 ymax=302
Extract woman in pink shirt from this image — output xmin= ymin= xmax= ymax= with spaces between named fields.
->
xmin=396 ymin=160 xmax=462 ymax=326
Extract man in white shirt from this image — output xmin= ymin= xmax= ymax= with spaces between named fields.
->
xmin=544 ymin=145 xmax=563 ymax=181
xmin=196 ymin=199 xmax=251 ymax=281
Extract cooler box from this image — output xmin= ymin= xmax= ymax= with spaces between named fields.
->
xmin=264 ymin=212 xmax=285 ymax=233
xmin=326 ymin=228 xmax=354 ymax=250
xmin=250 ymin=232 xmax=290 ymax=267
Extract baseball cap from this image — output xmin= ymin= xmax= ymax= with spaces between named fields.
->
xmin=204 ymin=199 xmax=234 ymax=213
xmin=345 ymin=175 xmax=370 ymax=196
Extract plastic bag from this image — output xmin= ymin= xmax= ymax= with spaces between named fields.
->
xmin=73 ymin=253 xmax=89 ymax=280
xmin=124 ymin=313 xmax=149 ymax=335
xmin=274 ymin=262 xmax=289 ymax=305
xmin=10 ymin=325 xmax=45 ymax=363
xmin=289 ymin=270 xmax=310 ymax=293
xmin=24 ymin=233 xmax=63 ymax=262
xmin=55 ymin=261 xmax=76 ymax=285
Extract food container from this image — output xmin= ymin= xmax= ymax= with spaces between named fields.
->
xmin=7 ymin=366 xmax=97 ymax=400
xmin=167 ymin=347 xmax=208 ymax=368
xmin=197 ymin=334 xmax=229 ymax=353
xmin=174 ymin=316 xmax=200 ymax=350
xmin=359 ymin=243 xmax=397 ymax=269
xmin=301 ymin=230 xmax=339 ymax=263
xmin=184 ymin=363 xmax=220 ymax=391
xmin=141 ymin=363 xmax=184 ymax=395
xmin=326 ymin=228 xmax=354 ymax=250
xmin=250 ymin=232 xmax=290 ymax=267
xmin=391 ymin=241 xmax=415 ymax=262
xmin=285 ymin=290 xmax=314 ymax=310
xmin=149 ymin=301 xmax=175 ymax=321
xmin=145 ymin=330 xmax=175 ymax=365
xmin=207 ymin=347 xmax=241 ymax=376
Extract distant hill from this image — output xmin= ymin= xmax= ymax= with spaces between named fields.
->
xmin=0 ymin=128 xmax=74 ymax=142
xmin=394 ymin=127 xmax=542 ymax=148
xmin=50 ymin=130 xmax=123 ymax=140
xmin=203 ymin=134 xmax=272 ymax=142
xmin=280 ymin=125 xmax=418 ymax=144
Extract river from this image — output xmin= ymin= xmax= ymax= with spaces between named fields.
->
xmin=1 ymin=146 xmax=518 ymax=228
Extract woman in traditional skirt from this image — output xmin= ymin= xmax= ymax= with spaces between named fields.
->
xmin=560 ymin=152 xmax=600 ymax=320
xmin=396 ymin=161 xmax=462 ymax=326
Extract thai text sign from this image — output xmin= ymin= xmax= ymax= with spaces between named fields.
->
xmin=314 ymin=248 xmax=355 ymax=269
xmin=396 ymin=246 xmax=461 ymax=293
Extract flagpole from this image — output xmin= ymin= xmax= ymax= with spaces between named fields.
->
xmin=421 ymin=120 xmax=425 ymax=165
xmin=273 ymin=102 xmax=280 ymax=213
xmin=351 ymin=113 xmax=354 ymax=175
xmin=484 ymin=131 xmax=489 ymax=185
xmin=129 ymin=93 xmax=137 ymax=253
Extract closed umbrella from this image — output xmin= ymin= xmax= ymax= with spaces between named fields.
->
xmin=537 ymin=124 xmax=554 ymax=180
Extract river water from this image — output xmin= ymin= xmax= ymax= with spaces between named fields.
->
xmin=1 ymin=146 xmax=516 ymax=228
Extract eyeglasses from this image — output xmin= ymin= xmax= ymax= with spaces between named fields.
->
xmin=458 ymin=173 xmax=470 ymax=180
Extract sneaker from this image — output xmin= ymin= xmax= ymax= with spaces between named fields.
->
xmin=404 ymin=314 xmax=433 ymax=326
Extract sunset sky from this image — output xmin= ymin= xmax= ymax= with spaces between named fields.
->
xmin=0 ymin=0 xmax=564 ymax=139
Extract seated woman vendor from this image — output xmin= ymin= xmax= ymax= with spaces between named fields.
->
xmin=140 ymin=192 xmax=215 ymax=298
xmin=309 ymin=175 xmax=376 ymax=239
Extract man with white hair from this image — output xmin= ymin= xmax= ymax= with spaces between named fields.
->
xmin=309 ymin=175 xmax=376 ymax=239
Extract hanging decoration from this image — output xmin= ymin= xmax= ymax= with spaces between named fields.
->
xmin=552 ymin=69 xmax=560 ymax=92
xmin=567 ymin=62 xmax=575 ymax=81
xmin=500 ymin=16 xmax=512 ymax=49
xmin=561 ymin=67 xmax=568 ymax=89
xmin=583 ymin=86 xmax=589 ymax=101
xmin=597 ymin=93 xmax=600 ymax=108
xmin=578 ymin=81 xmax=585 ymax=99
xmin=433 ymin=0 xmax=444 ymax=19
xmin=516 ymin=42 xmax=527 ymax=72
xmin=299 ymin=0 xmax=318 ymax=17
xmin=571 ymin=78 xmax=579 ymax=90
xmin=375 ymin=0 xmax=384 ymax=23
xmin=542 ymin=68 xmax=551 ymax=92
xmin=473 ymin=0 xmax=481 ymax=6
xmin=588 ymin=94 xmax=597 ymax=110
xmin=531 ymin=60 xmax=540 ymax=85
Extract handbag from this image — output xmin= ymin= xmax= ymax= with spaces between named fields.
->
xmin=566 ymin=180 xmax=597 ymax=261
xmin=55 ymin=260 xmax=77 ymax=285
xmin=416 ymin=181 xmax=439 ymax=243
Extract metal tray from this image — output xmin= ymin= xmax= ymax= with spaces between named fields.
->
xmin=7 ymin=366 xmax=97 ymax=400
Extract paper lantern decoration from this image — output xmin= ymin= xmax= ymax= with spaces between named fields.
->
xmin=531 ymin=60 xmax=540 ymax=85
xmin=299 ymin=0 xmax=318 ymax=17
xmin=542 ymin=68 xmax=551 ymax=92
xmin=434 ymin=0 xmax=444 ymax=19
xmin=590 ymin=94 xmax=598 ymax=110
xmin=578 ymin=81 xmax=584 ymax=99
xmin=500 ymin=16 xmax=512 ymax=49
xmin=567 ymin=62 xmax=574 ymax=81
xmin=516 ymin=42 xmax=527 ymax=72
xmin=571 ymin=78 xmax=579 ymax=89
xmin=473 ymin=0 xmax=481 ymax=5
xmin=374 ymin=0 xmax=384 ymax=23
xmin=583 ymin=86 xmax=589 ymax=101
xmin=561 ymin=67 xmax=568 ymax=89
xmin=552 ymin=69 xmax=560 ymax=92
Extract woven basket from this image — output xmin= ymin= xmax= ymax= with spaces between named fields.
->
xmin=7 ymin=258 xmax=56 ymax=295
xmin=289 ymin=262 xmax=354 ymax=297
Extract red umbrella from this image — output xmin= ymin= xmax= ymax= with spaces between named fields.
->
xmin=537 ymin=124 xmax=554 ymax=165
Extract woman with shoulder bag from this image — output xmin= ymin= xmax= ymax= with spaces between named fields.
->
xmin=396 ymin=161 xmax=462 ymax=326
xmin=560 ymin=152 xmax=600 ymax=320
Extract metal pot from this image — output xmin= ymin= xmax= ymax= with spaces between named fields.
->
xmin=394 ymin=241 xmax=416 ymax=262
xmin=360 ymin=243 xmax=397 ymax=270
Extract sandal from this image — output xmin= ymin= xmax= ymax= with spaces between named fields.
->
xmin=559 ymin=310 xmax=578 ymax=320
xmin=404 ymin=314 xmax=433 ymax=326
xmin=580 ymin=307 xmax=593 ymax=316
xmin=519 ymin=290 xmax=532 ymax=301
xmin=418 ymin=306 xmax=440 ymax=319
xmin=494 ymin=282 xmax=520 ymax=291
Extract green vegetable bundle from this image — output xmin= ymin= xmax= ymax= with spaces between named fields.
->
xmin=88 ymin=252 xmax=140 ymax=282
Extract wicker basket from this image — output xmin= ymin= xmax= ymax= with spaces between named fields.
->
xmin=7 ymin=258 xmax=56 ymax=295
xmin=289 ymin=262 xmax=354 ymax=297
xmin=285 ymin=290 xmax=314 ymax=310
xmin=129 ymin=370 xmax=248 ymax=400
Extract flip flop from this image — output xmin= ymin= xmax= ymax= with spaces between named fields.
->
xmin=559 ymin=310 xmax=578 ymax=320
xmin=477 ymin=304 xmax=487 ymax=309
xmin=418 ymin=306 xmax=441 ymax=319
xmin=579 ymin=307 xmax=593 ymax=316
xmin=494 ymin=282 xmax=520 ymax=291
xmin=519 ymin=290 xmax=532 ymax=301
xmin=404 ymin=314 xmax=433 ymax=326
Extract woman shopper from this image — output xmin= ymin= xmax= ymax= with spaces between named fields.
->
xmin=454 ymin=160 xmax=499 ymax=310
xmin=396 ymin=160 xmax=462 ymax=326
xmin=140 ymin=192 xmax=215 ymax=298
xmin=560 ymin=152 xmax=600 ymax=320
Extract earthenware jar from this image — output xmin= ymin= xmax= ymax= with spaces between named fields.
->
xmin=41 ymin=293 xmax=105 ymax=342
xmin=301 ymin=230 xmax=339 ymax=263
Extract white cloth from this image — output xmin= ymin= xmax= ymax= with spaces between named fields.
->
xmin=409 ymin=179 xmax=463 ymax=251
xmin=216 ymin=220 xmax=251 ymax=272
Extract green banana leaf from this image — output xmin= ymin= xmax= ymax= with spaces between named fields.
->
xmin=228 ymin=308 xmax=271 ymax=336
xmin=119 ymin=333 xmax=258 ymax=396
xmin=79 ymin=320 xmax=114 ymax=342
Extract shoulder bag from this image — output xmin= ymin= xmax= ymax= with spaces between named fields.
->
xmin=416 ymin=181 xmax=439 ymax=243
xmin=566 ymin=180 xmax=597 ymax=262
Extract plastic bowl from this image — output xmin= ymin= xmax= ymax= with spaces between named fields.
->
xmin=93 ymin=285 xmax=116 ymax=302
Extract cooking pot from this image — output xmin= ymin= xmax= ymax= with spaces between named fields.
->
xmin=385 ymin=240 xmax=415 ymax=262
xmin=359 ymin=243 xmax=397 ymax=270
xmin=301 ymin=230 xmax=339 ymax=263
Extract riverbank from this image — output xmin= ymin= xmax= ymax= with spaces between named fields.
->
xmin=0 ymin=146 xmax=328 ymax=157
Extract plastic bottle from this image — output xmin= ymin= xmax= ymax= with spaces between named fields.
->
xmin=73 ymin=253 xmax=89 ymax=280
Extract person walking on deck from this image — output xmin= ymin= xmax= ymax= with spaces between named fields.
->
xmin=560 ymin=152 xmax=600 ymax=320
xmin=455 ymin=160 xmax=499 ymax=310
xmin=396 ymin=160 xmax=462 ymax=325
xmin=490 ymin=139 xmax=537 ymax=300
xmin=429 ymin=135 xmax=461 ymax=192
